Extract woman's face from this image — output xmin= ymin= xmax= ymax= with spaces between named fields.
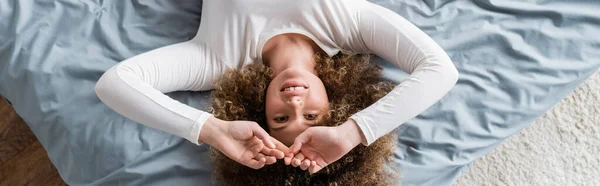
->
xmin=265 ymin=68 xmax=329 ymax=146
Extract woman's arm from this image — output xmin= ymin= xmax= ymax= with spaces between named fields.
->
xmin=348 ymin=2 xmax=459 ymax=145
xmin=95 ymin=41 xmax=227 ymax=145
xmin=286 ymin=1 xmax=459 ymax=173
xmin=96 ymin=40 xmax=288 ymax=170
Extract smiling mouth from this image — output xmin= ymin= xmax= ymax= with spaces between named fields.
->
xmin=281 ymin=86 xmax=307 ymax=92
xmin=280 ymin=80 xmax=309 ymax=92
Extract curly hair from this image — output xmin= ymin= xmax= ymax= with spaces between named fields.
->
xmin=208 ymin=53 xmax=399 ymax=186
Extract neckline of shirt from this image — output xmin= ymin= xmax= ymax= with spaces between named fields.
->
xmin=255 ymin=28 xmax=332 ymax=65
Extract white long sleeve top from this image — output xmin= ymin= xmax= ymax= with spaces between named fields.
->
xmin=95 ymin=0 xmax=459 ymax=146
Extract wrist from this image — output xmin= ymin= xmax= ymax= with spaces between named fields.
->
xmin=337 ymin=119 xmax=366 ymax=147
xmin=198 ymin=116 xmax=226 ymax=147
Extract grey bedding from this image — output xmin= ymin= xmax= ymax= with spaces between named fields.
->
xmin=1 ymin=0 xmax=599 ymax=185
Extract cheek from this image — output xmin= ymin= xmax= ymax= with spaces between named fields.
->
xmin=264 ymin=90 xmax=278 ymax=120
xmin=266 ymin=121 xmax=277 ymax=133
xmin=265 ymin=96 xmax=273 ymax=113
xmin=309 ymin=78 xmax=329 ymax=101
xmin=270 ymin=125 xmax=311 ymax=147
xmin=265 ymin=97 xmax=285 ymax=130
xmin=313 ymin=87 xmax=330 ymax=104
xmin=270 ymin=131 xmax=296 ymax=147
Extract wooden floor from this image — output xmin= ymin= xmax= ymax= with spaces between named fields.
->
xmin=0 ymin=98 xmax=67 ymax=186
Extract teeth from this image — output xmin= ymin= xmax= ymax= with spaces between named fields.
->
xmin=283 ymin=86 xmax=305 ymax=91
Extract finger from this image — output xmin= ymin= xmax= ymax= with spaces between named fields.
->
xmin=300 ymin=159 xmax=311 ymax=170
xmin=260 ymin=147 xmax=285 ymax=159
xmin=292 ymin=153 xmax=305 ymax=167
xmin=309 ymin=160 xmax=323 ymax=174
xmin=247 ymin=157 xmax=266 ymax=170
xmin=254 ymin=153 xmax=266 ymax=161
xmin=268 ymin=136 xmax=290 ymax=159
xmin=265 ymin=156 xmax=277 ymax=165
xmin=290 ymin=130 xmax=311 ymax=154
xmin=250 ymin=139 xmax=265 ymax=153
xmin=284 ymin=152 xmax=295 ymax=165
xmin=286 ymin=152 xmax=295 ymax=159
xmin=249 ymin=122 xmax=276 ymax=149
xmin=270 ymin=136 xmax=290 ymax=153
xmin=284 ymin=156 xmax=292 ymax=165
xmin=315 ymin=157 xmax=328 ymax=168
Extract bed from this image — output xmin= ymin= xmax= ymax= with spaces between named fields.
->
xmin=1 ymin=0 xmax=599 ymax=185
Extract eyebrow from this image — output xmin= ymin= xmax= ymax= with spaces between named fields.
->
xmin=271 ymin=121 xmax=315 ymax=132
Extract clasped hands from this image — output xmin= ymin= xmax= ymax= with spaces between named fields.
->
xmin=200 ymin=116 xmax=365 ymax=174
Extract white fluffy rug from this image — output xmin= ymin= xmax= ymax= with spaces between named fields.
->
xmin=455 ymin=69 xmax=600 ymax=186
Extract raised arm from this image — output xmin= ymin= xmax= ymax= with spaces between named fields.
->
xmin=348 ymin=2 xmax=459 ymax=145
xmin=95 ymin=41 xmax=227 ymax=145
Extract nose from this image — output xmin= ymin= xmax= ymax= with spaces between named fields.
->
xmin=287 ymin=97 xmax=303 ymax=108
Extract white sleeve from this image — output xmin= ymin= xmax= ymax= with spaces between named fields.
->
xmin=95 ymin=41 xmax=227 ymax=145
xmin=348 ymin=2 xmax=459 ymax=145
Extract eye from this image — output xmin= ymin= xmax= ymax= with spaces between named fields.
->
xmin=304 ymin=114 xmax=318 ymax=120
xmin=274 ymin=116 xmax=289 ymax=123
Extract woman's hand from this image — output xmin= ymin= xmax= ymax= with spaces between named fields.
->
xmin=289 ymin=120 xmax=365 ymax=174
xmin=200 ymin=116 xmax=287 ymax=169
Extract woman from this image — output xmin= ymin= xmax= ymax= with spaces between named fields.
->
xmin=95 ymin=0 xmax=458 ymax=183
xmin=209 ymin=53 xmax=400 ymax=185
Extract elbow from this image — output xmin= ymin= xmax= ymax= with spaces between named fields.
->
xmin=448 ymin=64 xmax=459 ymax=85
xmin=95 ymin=67 xmax=118 ymax=102
xmin=429 ymin=56 xmax=458 ymax=88
xmin=95 ymin=72 xmax=109 ymax=102
xmin=443 ymin=60 xmax=459 ymax=88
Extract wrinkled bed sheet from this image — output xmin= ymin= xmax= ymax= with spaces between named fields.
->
xmin=1 ymin=0 xmax=599 ymax=185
